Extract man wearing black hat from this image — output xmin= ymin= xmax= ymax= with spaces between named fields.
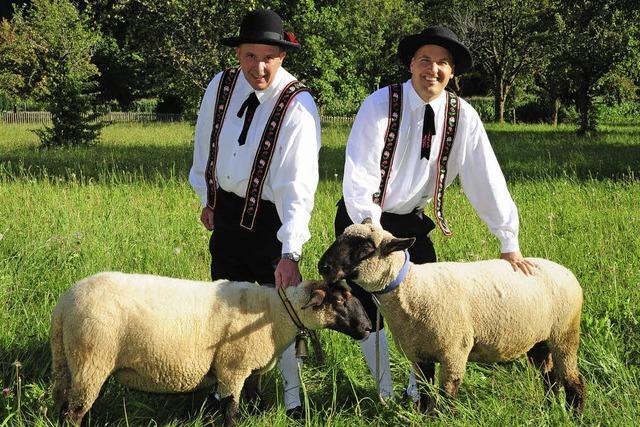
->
xmin=333 ymin=26 xmax=535 ymax=403
xmin=189 ymin=9 xmax=320 ymax=417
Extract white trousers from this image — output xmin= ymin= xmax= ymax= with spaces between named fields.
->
xmin=359 ymin=329 xmax=393 ymax=399
xmin=278 ymin=341 xmax=302 ymax=410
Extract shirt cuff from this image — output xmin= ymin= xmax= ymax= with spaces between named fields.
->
xmin=281 ymin=239 xmax=304 ymax=256
xmin=499 ymin=234 xmax=520 ymax=254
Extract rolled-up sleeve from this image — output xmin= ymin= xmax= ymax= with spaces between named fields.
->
xmin=458 ymin=109 xmax=520 ymax=253
xmin=270 ymin=92 xmax=321 ymax=254
xmin=343 ymin=95 xmax=386 ymax=226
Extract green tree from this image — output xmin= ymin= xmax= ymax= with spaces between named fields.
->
xmin=11 ymin=0 xmax=103 ymax=147
xmin=110 ymin=0 xmax=256 ymax=115
xmin=555 ymin=0 xmax=639 ymax=135
xmin=0 ymin=12 xmax=37 ymax=107
xmin=286 ymin=0 xmax=421 ymax=115
xmin=450 ymin=0 xmax=554 ymax=122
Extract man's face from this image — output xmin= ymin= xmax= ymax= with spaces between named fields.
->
xmin=236 ymin=44 xmax=286 ymax=91
xmin=410 ymin=44 xmax=454 ymax=102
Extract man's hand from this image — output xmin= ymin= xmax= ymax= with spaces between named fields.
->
xmin=501 ymin=251 xmax=536 ymax=275
xmin=275 ymin=258 xmax=302 ymax=289
xmin=200 ymin=206 xmax=214 ymax=231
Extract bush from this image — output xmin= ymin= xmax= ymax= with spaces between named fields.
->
xmin=466 ymin=96 xmax=493 ymax=121
xmin=597 ymin=101 xmax=640 ymax=125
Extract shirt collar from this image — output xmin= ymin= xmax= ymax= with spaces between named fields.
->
xmin=405 ymin=79 xmax=447 ymax=114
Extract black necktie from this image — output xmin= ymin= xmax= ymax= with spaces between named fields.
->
xmin=237 ymin=92 xmax=260 ymax=146
xmin=421 ymin=104 xmax=435 ymax=159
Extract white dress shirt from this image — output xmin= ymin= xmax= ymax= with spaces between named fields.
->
xmin=343 ymin=79 xmax=520 ymax=253
xmin=189 ymin=67 xmax=321 ymax=254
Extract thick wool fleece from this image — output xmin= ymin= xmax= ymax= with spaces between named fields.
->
xmin=374 ymin=254 xmax=582 ymax=365
xmin=50 ymin=274 xmax=335 ymax=415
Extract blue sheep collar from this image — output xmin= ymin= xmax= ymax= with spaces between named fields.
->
xmin=373 ymin=250 xmax=410 ymax=295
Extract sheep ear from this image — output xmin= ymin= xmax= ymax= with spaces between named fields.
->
xmin=302 ymin=289 xmax=326 ymax=309
xmin=361 ymin=217 xmax=373 ymax=225
xmin=380 ymin=237 xmax=415 ymax=257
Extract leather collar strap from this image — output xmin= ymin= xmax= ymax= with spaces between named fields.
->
xmin=277 ymin=287 xmax=325 ymax=362
xmin=372 ymin=250 xmax=411 ymax=295
xmin=277 ymin=286 xmax=307 ymax=331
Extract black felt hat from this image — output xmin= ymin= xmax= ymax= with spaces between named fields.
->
xmin=220 ymin=9 xmax=300 ymax=50
xmin=398 ymin=26 xmax=472 ymax=74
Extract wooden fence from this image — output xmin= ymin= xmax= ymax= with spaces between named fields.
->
xmin=1 ymin=111 xmax=354 ymax=125
xmin=1 ymin=111 xmax=182 ymax=125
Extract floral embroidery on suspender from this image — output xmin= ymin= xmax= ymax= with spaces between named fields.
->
xmin=373 ymin=83 xmax=403 ymax=207
xmin=432 ymin=90 xmax=460 ymax=236
xmin=205 ymin=67 xmax=240 ymax=211
xmin=240 ymin=80 xmax=310 ymax=230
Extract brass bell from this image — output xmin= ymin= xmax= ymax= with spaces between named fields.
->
xmin=295 ymin=332 xmax=309 ymax=358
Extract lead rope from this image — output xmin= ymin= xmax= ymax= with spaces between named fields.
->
xmin=372 ymin=294 xmax=384 ymax=403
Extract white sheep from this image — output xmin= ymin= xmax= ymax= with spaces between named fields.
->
xmin=318 ymin=219 xmax=585 ymax=413
xmin=50 ymin=273 xmax=371 ymax=426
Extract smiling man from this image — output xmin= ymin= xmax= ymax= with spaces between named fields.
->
xmin=332 ymin=26 xmax=534 ymax=404
xmin=189 ymin=9 xmax=320 ymax=418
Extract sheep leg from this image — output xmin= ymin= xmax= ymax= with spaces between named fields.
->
xmin=527 ymin=341 xmax=559 ymax=402
xmin=414 ymin=361 xmax=436 ymax=412
xmin=219 ymin=395 xmax=240 ymax=427
xmin=551 ymin=346 xmax=585 ymax=413
xmin=216 ymin=370 xmax=249 ymax=427
xmin=51 ymin=310 xmax=71 ymax=421
xmin=52 ymin=359 xmax=71 ymax=423
xmin=438 ymin=356 xmax=467 ymax=399
xmin=242 ymin=373 xmax=263 ymax=413
xmin=551 ymin=314 xmax=586 ymax=413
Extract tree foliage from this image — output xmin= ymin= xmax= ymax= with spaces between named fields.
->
xmin=1 ymin=0 xmax=639 ymax=130
xmin=449 ymin=0 xmax=555 ymax=122
xmin=14 ymin=0 xmax=103 ymax=147
xmin=554 ymin=0 xmax=639 ymax=134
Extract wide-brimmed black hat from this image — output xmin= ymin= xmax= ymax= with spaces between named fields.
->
xmin=398 ymin=26 xmax=472 ymax=74
xmin=220 ymin=9 xmax=300 ymax=50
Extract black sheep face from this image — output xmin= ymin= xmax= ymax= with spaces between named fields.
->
xmin=302 ymin=281 xmax=372 ymax=339
xmin=318 ymin=219 xmax=415 ymax=286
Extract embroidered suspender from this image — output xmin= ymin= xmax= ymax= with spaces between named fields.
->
xmin=432 ymin=90 xmax=460 ymax=236
xmin=205 ymin=67 xmax=240 ymax=211
xmin=374 ymin=85 xmax=460 ymax=236
xmin=372 ymin=83 xmax=402 ymax=206
xmin=240 ymin=80 xmax=310 ymax=230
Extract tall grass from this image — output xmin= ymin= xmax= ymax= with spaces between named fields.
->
xmin=1 ymin=122 xmax=639 ymax=426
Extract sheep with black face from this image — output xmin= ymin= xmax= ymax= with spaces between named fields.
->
xmin=51 ymin=274 xmax=371 ymax=426
xmin=318 ymin=219 xmax=585 ymax=413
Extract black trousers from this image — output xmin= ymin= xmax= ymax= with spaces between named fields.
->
xmin=334 ymin=198 xmax=437 ymax=331
xmin=209 ymin=190 xmax=282 ymax=285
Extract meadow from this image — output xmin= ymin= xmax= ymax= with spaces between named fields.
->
xmin=1 ymin=121 xmax=639 ymax=426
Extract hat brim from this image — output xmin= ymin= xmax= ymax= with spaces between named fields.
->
xmin=398 ymin=34 xmax=472 ymax=75
xmin=221 ymin=36 xmax=300 ymax=50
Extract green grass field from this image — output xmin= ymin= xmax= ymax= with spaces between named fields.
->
xmin=1 ymin=122 xmax=639 ymax=426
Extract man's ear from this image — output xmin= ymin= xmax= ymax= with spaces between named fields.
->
xmin=301 ymin=288 xmax=326 ymax=309
xmin=379 ymin=237 xmax=415 ymax=257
